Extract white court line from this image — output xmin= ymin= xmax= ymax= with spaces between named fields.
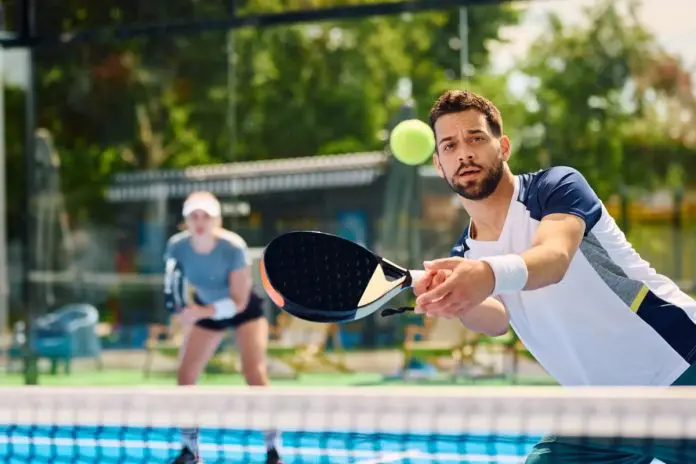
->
xmin=353 ymin=450 xmax=422 ymax=464
xmin=352 ymin=450 xmax=526 ymax=464
xmin=0 ymin=436 xmax=526 ymax=462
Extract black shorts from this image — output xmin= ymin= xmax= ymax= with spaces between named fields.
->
xmin=194 ymin=291 xmax=267 ymax=332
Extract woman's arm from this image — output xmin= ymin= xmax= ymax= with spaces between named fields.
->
xmin=201 ymin=238 xmax=253 ymax=320
xmin=228 ymin=265 xmax=252 ymax=311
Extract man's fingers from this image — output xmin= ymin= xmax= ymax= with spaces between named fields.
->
xmin=414 ymin=269 xmax=451 ymax=311
xmin=416 ymin=274 xmax=456 ymax=305
xmin=424 ymin=258 xmax=463 ymax=271
xmin=432 ymin=269 xmax=448 ymax=287
xmin=420 ymin=299 xmax=462 ymax=319
xmin=420 ymin=295 xmax=457 ymax=314
xmin=415 ymin=270 xmax=448 ymax=296
xmin=413 ymin=269 xmax=437 ymax=296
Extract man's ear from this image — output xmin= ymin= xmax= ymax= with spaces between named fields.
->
xmin=500 ymin=135 xmax=511 ymax=162
xmin=432 ymin=152 xmax=444 ymax=178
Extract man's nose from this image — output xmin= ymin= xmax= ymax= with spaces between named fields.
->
xmin=457 ymin=148 xmax=475 ymax=163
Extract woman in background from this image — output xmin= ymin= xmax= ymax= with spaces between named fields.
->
xmin=163 ymin=191 xmax=282 ymax=464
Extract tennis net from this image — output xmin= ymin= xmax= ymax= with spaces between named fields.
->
xmin=1 ymin=386 xmax=695 ymax=463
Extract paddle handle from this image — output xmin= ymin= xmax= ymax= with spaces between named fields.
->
xmin=409 ymin=270 xmax=426 ymax=284
xmin=380 ymin=306 xmax=415 ymax=317
xmin=379 ymin=270 xmax=425 ymax=318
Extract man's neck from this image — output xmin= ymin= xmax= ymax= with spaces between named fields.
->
xmin=460 ymin=168 xmax=515 ymax=241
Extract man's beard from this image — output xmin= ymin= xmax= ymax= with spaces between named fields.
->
xmin=448 ymin=156 xmax=504 ymax=200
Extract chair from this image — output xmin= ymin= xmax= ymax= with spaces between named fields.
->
xmin=401 ymin=316 xmax=482 ymax=380
xmin=143 ymin=323 xmax=182 ymax=378
xmin=9 ymin=303 xmax=102 ymax=375
xmin=476 ymin=330 xmax=533 ymax=384
xmin=267 ymin=312 xmax=351 ymax=378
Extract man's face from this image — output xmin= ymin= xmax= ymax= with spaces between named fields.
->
xmin=432 ymin=110 xmax=509 ymax=200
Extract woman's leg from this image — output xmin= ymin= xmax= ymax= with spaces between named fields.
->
xmin=178 ymin=324 xmax=227 ymax=385
xmin=235 ymin=315 xmax=282 ymax=463
xmin=235 ymin=316 xmax=270 ymax=386
xmin=174 ymin=324 xmax=226 ymax=462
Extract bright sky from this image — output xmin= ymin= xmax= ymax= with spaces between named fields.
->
xmin=490 ymin=0 xmax=694 ymax=95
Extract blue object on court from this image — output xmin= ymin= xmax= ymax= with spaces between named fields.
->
xmin=8 ymin=303 xmax=102 ymax=374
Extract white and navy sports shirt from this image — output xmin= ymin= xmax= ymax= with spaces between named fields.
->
xmin=451 ymin=166 xmax=696 ymax=386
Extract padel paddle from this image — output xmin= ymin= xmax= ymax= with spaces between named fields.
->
xmin=259 ymin=231 xmax=425 ymax=323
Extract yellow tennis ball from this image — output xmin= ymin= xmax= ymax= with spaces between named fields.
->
xmin=389 ymin=119 xmax=436 ymax=166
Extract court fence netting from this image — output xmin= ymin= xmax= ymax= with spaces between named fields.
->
xmin=1 ymin=386 xmax=695 ymax=463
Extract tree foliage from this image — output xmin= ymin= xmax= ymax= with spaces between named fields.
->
xmin=513 ymin=0 xmax=696 ymax=199
xmin=4 ymin=0 xmax=522 ymax=230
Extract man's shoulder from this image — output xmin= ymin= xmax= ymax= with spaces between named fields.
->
xmin=517 ymin=165 xmax=582 ymax=192
xmin=517 ymin=165 xmax=602 ymax=228
xmin=517 ymin=166 xmax=591 ymax=203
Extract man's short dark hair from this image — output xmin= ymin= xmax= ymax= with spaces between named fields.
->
xmin=428 ymin=90 xmax=503 ymax=138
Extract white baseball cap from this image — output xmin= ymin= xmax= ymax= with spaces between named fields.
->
xmin=182 ymin=195 xmax=221 ymax=218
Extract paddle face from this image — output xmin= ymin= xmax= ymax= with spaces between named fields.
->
xmin=260 ymin=231 xmax=414 ymax=323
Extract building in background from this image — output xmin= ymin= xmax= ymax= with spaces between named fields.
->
xmin=108 ymin=152 xmax=386 ymax=272
xmin=106 ymin=151 xmax=462 ymax=274
xmin=105 ymin=151 xmax=465 ymax=347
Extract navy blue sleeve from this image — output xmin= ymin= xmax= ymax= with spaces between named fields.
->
xmin=536 ymin=166 xmax=602 ymax=233
xmin=450 ymin=227 xmax=470 ymax=257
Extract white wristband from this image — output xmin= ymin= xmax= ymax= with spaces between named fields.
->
xmin=211 ymin=298 xmax=238 ymax=320
xmin=480 ymin=254 xmax=528 ymax=295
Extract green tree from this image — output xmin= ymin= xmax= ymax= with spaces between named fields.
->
xmin=625 ymin=51 xmax=696 ymax=188
xmin=5 ymin=0 xmax=522 ymax=227
xmin=512 ymin=0 xmax=671 ymax=199
xmin=228 ymin=1 xmax=523 ymax=159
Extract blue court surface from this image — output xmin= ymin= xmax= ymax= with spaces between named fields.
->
xmin=0 ymin=425 xmax=538 ymax=463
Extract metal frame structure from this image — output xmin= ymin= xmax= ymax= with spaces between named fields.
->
xmin=4 ymin=0 xmax=508 ymax=47
xmin=4 ymin=0 xmax=511 ymax=384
